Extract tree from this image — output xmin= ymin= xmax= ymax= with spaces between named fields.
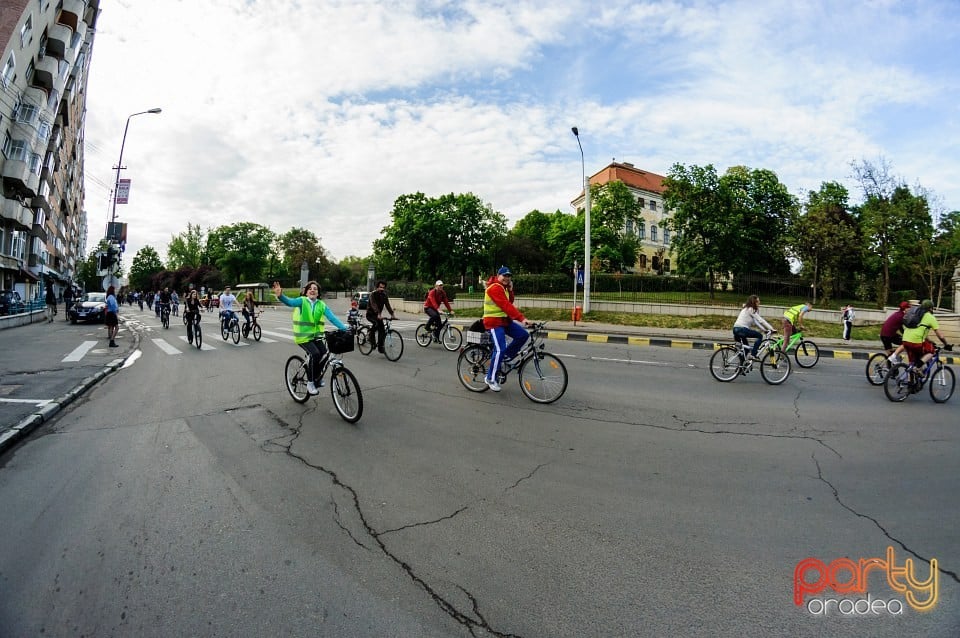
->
xmin=545 ymin=210 xmax=584 ymax=274
xmin=589 ymin=180 xmax=644 ymax=272
xmin=129 ymin=246 xmax=165 ymax=291
xmin=206 ymin=223 xmax=275 ymax=284
xmin=441 ymin=193 xmax=507 ymax=284
xmin=277 ymin=227 xmax=330 ymax=283
xmin=166 ymin=223 xmax=206 ymax=269
xmin=502 ymin=210 xmax=555 ymax=273
xmin=720 ymin=166 xmax=797 ymax=276
xmin=75 ymin=249 xmax=101 ymax=292
xmin=790 ymin=182 xmax=859 ymax=304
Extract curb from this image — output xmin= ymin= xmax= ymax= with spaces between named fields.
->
xmin=0 ymin=322 xmax=142 ymax=456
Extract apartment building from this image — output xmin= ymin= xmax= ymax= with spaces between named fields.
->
xmin=571 ymin=161 xmax=675 ymax=274
xmin=0 ymin=0 xmax=97 ymax=303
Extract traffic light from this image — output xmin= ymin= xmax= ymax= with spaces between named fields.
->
xmin=98 ymin=253 xmax=111 ymax=271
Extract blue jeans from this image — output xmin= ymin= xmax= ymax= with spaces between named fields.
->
xmin=733 ymin=326 xmax=763 ymax=356
xmin=487 ymin=320 xmax=529 ymax=381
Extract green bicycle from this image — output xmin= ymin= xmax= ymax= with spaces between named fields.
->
xmin=770 ymin=330 xmax=820 ymax=368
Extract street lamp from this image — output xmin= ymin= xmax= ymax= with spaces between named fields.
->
xmin=111 ymin=108 xmax=162 ymax=225
xmin=572 ymin=127 xmax=591 ymax=313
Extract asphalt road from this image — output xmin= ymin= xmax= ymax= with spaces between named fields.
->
xmin=0 ymin=302 xmax=957 ymax=637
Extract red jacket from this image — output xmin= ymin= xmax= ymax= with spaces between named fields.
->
xmin=424 ymin=287 xmax=452 ymax=312
xmin=482 ymin=275 xmax=526 ymax=329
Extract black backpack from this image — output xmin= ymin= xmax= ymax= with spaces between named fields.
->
xmin=902 ymin=306 xmax=926 ymax=329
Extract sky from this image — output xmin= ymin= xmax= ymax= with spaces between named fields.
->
xmin=81 ymin=0 xmax=960 ymax=266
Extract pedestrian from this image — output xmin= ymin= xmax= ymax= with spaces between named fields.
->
xmin=63 ymin=285 xmax=74 ymax=321
xmin=841 ymin=304 xmax=855 ymax=341
xmin=105 ymin=285 xmax=120 ymax=347
xmin=44 ymin=282 xmax=57 ymax=322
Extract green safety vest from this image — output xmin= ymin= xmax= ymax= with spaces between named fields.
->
xmin=783 ymin=304 xmax=806 ymax=323
xmin=482 ymin=283 xmax=508 ymax=319
xmin=292 ymin=297 xmax=327 ymax=344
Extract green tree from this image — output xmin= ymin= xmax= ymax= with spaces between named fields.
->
xmin=503 ymin=210 xmax=557 ymax=273
xmin=277 ymin=227 xmax=330 ymax=283
xmin=129 ymin=246 xmax=165 ymax=291
xmin=166 ymin=222 xmax=206 ymax=269
xmin=441 ymin=193 xmax=507 ymax=284
xmin=206 ymin=223 xmax=275 ymax=284
xmin=589 ymin=181 xmax=644 ymax=272
xmin=545 ymin=210 xmax=584 ymax=274
xmin=790 ymin=182 xmax=859 ymax=304
xmin=720 ymin=166 xmax=797 ymax=276
xmin=75 ymin=249 xmax=101 ymax=292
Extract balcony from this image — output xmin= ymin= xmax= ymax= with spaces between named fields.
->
xmin=31 ymin=178 xmax=52 ymax=213
xmin=31 ymin=218 xmax=48 ymax=241
xmin=32 ymin=56 xmax=58 ymax=91
xmin=40 ymin=152 xmax=57 ymax=180
xmin=10 ymin=120 xmax=40 ymax=148
xmin=59 ymin=0 xmax=84 ymax=30
xmin=45 ymin=23 xmax=73 ymax=60
xmin=1 ymin=158 xmax=41 ymax=197
xmin=0 ymin=198 xmax=33 ymax=230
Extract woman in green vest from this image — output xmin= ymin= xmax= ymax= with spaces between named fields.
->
xmin=272 ymin=280 xmax=349 ymax=395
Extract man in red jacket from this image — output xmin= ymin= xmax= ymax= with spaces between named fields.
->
xmin=482 ymin=266 xmax=529 ymax=392
xmin=424 ymin=280 xmax=454 ymax=342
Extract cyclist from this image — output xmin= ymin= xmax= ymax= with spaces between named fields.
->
xmin=366 ymin=280 xmax=396 ymax=354
xmin=183 ymin=289 xmax=203 ymax=344
xmin=346 ymin=299 xmax=361 ymax=330
xmin=424 ymin=280 xmax=454 ymax=342
xmin=157 ymin=287 xmax=172 ymax=322
xmin=272 ymin=280 xmax=348 ymax=395
xmin=219 ymin=286 xmax=238 ymax=332
xmin=732 ymin=295 xmax=775 ymax=360
xmin=879 ymin=301 xmax=910 ymax=355
xmin=782 ymin=302 xmax=812 ymax=346
xmin=483 ymin=266 xmax=529 ymax=392
xmin=241 ymin=292 xmax=257 ymax=331
xmin=170 ymin=290 xmax=180 ymax=316
xmin=891 ymin=300 xmax=951 ymax=370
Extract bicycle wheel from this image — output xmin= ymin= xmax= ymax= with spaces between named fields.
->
xmin=760 ymin=349 xmax=791 ymax=385
xmin=709 ymin=346 xmax=742 ymax=382
xmin=415 ymin=324 xmax=432 ymax=347
xmin=230 ymin=320 xmax=240 ymax=344
xmin=928 ymin=364 xmax=955 ymax=403
xmin=866 ymin=353 xmax=892 ymax=386
xmin=285 ymin=355 xmax=310 ymax=403
xmin=519 ymin=352 xmax=568 ymax=403
xmin=457 ymin=345 xmax=490 ymax=392
xmin=383 ymin=329 xmax=404 ymax=361
xmin=253 ymin=323 xmax=262 ymax=341
xmin=162 ymin=313 xmax=169 ymax=329
xmin=358 ymin=327 xmax=374 ymax=355
xmin=330 ymin=366 xmax=363 ymax=423
xmin=241 ymin=323 xmax=250 ymax=338
xmin=883 ymin=363 xmax=911 ymax=402
xmin=793 ymin=340 xmax=820 ymax=368
xmin=441 ymin=325 xmax=463 ymax=351
xmin=183 ymin=313 xmax=188 ymax=325
xmin=194 ymin=323 xmax=203 ymax=349
xmin=220 ymin=321 xmax=229 ymax=340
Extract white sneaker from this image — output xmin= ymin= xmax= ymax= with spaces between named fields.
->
xmin=485 ymin=378 xmax=501 ymax=392
xmin=306 ymin=381 xmax=319 ymax=395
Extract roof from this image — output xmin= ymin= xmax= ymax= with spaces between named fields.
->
xmin=591 ymin=162 xmax=666 ymax=194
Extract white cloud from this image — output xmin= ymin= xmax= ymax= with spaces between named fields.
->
xmin=83 ymin=0 xmax=960 ymax=270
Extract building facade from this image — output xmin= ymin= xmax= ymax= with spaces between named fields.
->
xmin=0 ymin=0 xmax=97 ymax=304
xmin=571 ymin=161 xmax=674 ymax=274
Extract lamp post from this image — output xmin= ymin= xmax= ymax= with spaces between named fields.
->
xmin=111 ymin=108 xmax=162 ymax=225
xmin=571 ymin=127 xmax=591 ymax=313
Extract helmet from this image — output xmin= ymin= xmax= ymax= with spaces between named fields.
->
xmin=898 ymin=301 xmax=911 ymax=311
xmin=921 ymin=299 xmax=934 ymax=310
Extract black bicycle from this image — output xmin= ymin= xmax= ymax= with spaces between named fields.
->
xmin=415 ymin=311 xmax=462 ymax=351
xmin=160 ymin=303 xmax=170 ymax=329
xmin=883 ymin=344 xmax=955 ymax=403
xmin=186 ymin=313 xmax=202 ymax=350
xmin=284 ymin=330 xmax=363 ymax=423
xmin=241 ymin=310 xmax=262 ymax=341
xmin=357 ymin=317 xmax=403 ymax=361
xmin=220 ymin=312 xmax=240 ymax=344
xmin=456 ymin=322 xmax=568 ymax=403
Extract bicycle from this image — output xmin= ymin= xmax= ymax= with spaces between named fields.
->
xmin=883 ymin=344 xmax=955 ymax=403
xmin=865 ymin=350 xmax=905 ymax=386
xmin=220 ymin=311 xmax=240 ymax=344
xmin=284 ymin=330 xmax=363 ymax=423
xmin=186 ymin=312 xmax=202 ymax=350
xmin=709 ymin=330 xmax=791 ymax=385
xmin=241 ymin=310 xmax=262 ymax=341
xmin=456 ymin=321 xmax=568 ymax=403
xmin=357 ymin=317 xmax=403 ymax=361
xmin=160 ymin=303 xmax=171 ymax=329
xmin=415 ymin=311 xmax=462 ymax=351
xmin=769 ymin=330 xmax=820 ymax=368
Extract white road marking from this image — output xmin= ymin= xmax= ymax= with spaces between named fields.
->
xmin=62 ymin=341 xmax=98 ymax=362
xmin=0 ymin=398 xmax=53 ymax=406
xmin=152 ymin=338 xmax=182 ymax=355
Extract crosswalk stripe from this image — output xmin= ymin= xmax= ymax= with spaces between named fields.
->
xmin=261 ymin=329 xmax=293 ymax=341
xmin=176 ymin=336 xmax=217 ymax=351
xmin=63 ymin=341 xmax=98 ymax=362
xmin=152 ymin=338 xmax=182 ymax=355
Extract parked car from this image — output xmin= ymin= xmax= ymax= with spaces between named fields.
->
xmin=0 ymin=290 xmax=24 ymax=315
xmin=352 ymin=291 xmax=370 ymax=309
xmin=69 ymin=292 xmax=108 ymax=323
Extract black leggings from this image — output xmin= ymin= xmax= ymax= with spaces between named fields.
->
xmin=299 ymin=339 xmax=328 ymax=383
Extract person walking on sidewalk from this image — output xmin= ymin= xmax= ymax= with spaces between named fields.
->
xmin=62 ymin=285 xmax=74 ymax=321
xmin=105 ymin=285 xmax=120 ymax=347
xmin=44 ymin=283 xmax=57 ymax=323
xmin=482 ymin=266 xmax=529 ymax=392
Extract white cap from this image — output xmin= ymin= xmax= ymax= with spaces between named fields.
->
xmin=435 ymin=280 xmax=443 ymax=286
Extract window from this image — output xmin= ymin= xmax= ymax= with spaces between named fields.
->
xmin=625 ymin=219 xmax=634 ymax=236
xmin=11 ymin=230 xmax=27 ymax=260
xmin=638 ymin=254 xmax=647 ymax=269
xmin=2 ymin=54 xmax=15 ymax=88
xmin=663 ymin=259 xmax=671 ymax=273
xmin=637 ymin=220 xmax=645 ymax=240
xmin=651 ymin=225 xmax=658 ymax=243
xmin=649 ymin=200 xmax=657 ymax=211
xmin=637 ymin=196 xmax=645 ymax=207
xmin=15 ymin=102 xmax=40 ymax=124
xmin=3 ymin=135 xmax=29 ymax=161
xmin=34 ymin=208 xmax=46 ymax=227
xmin=663 ymin=228 xmax=670 ymax=244
xmin=652 ymin=256 xmax=661 ymax=272
xmin=20 ymin=15 xmax=34 ymax=48
xmin=0 ymin=227 xmax=6 ymax=255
